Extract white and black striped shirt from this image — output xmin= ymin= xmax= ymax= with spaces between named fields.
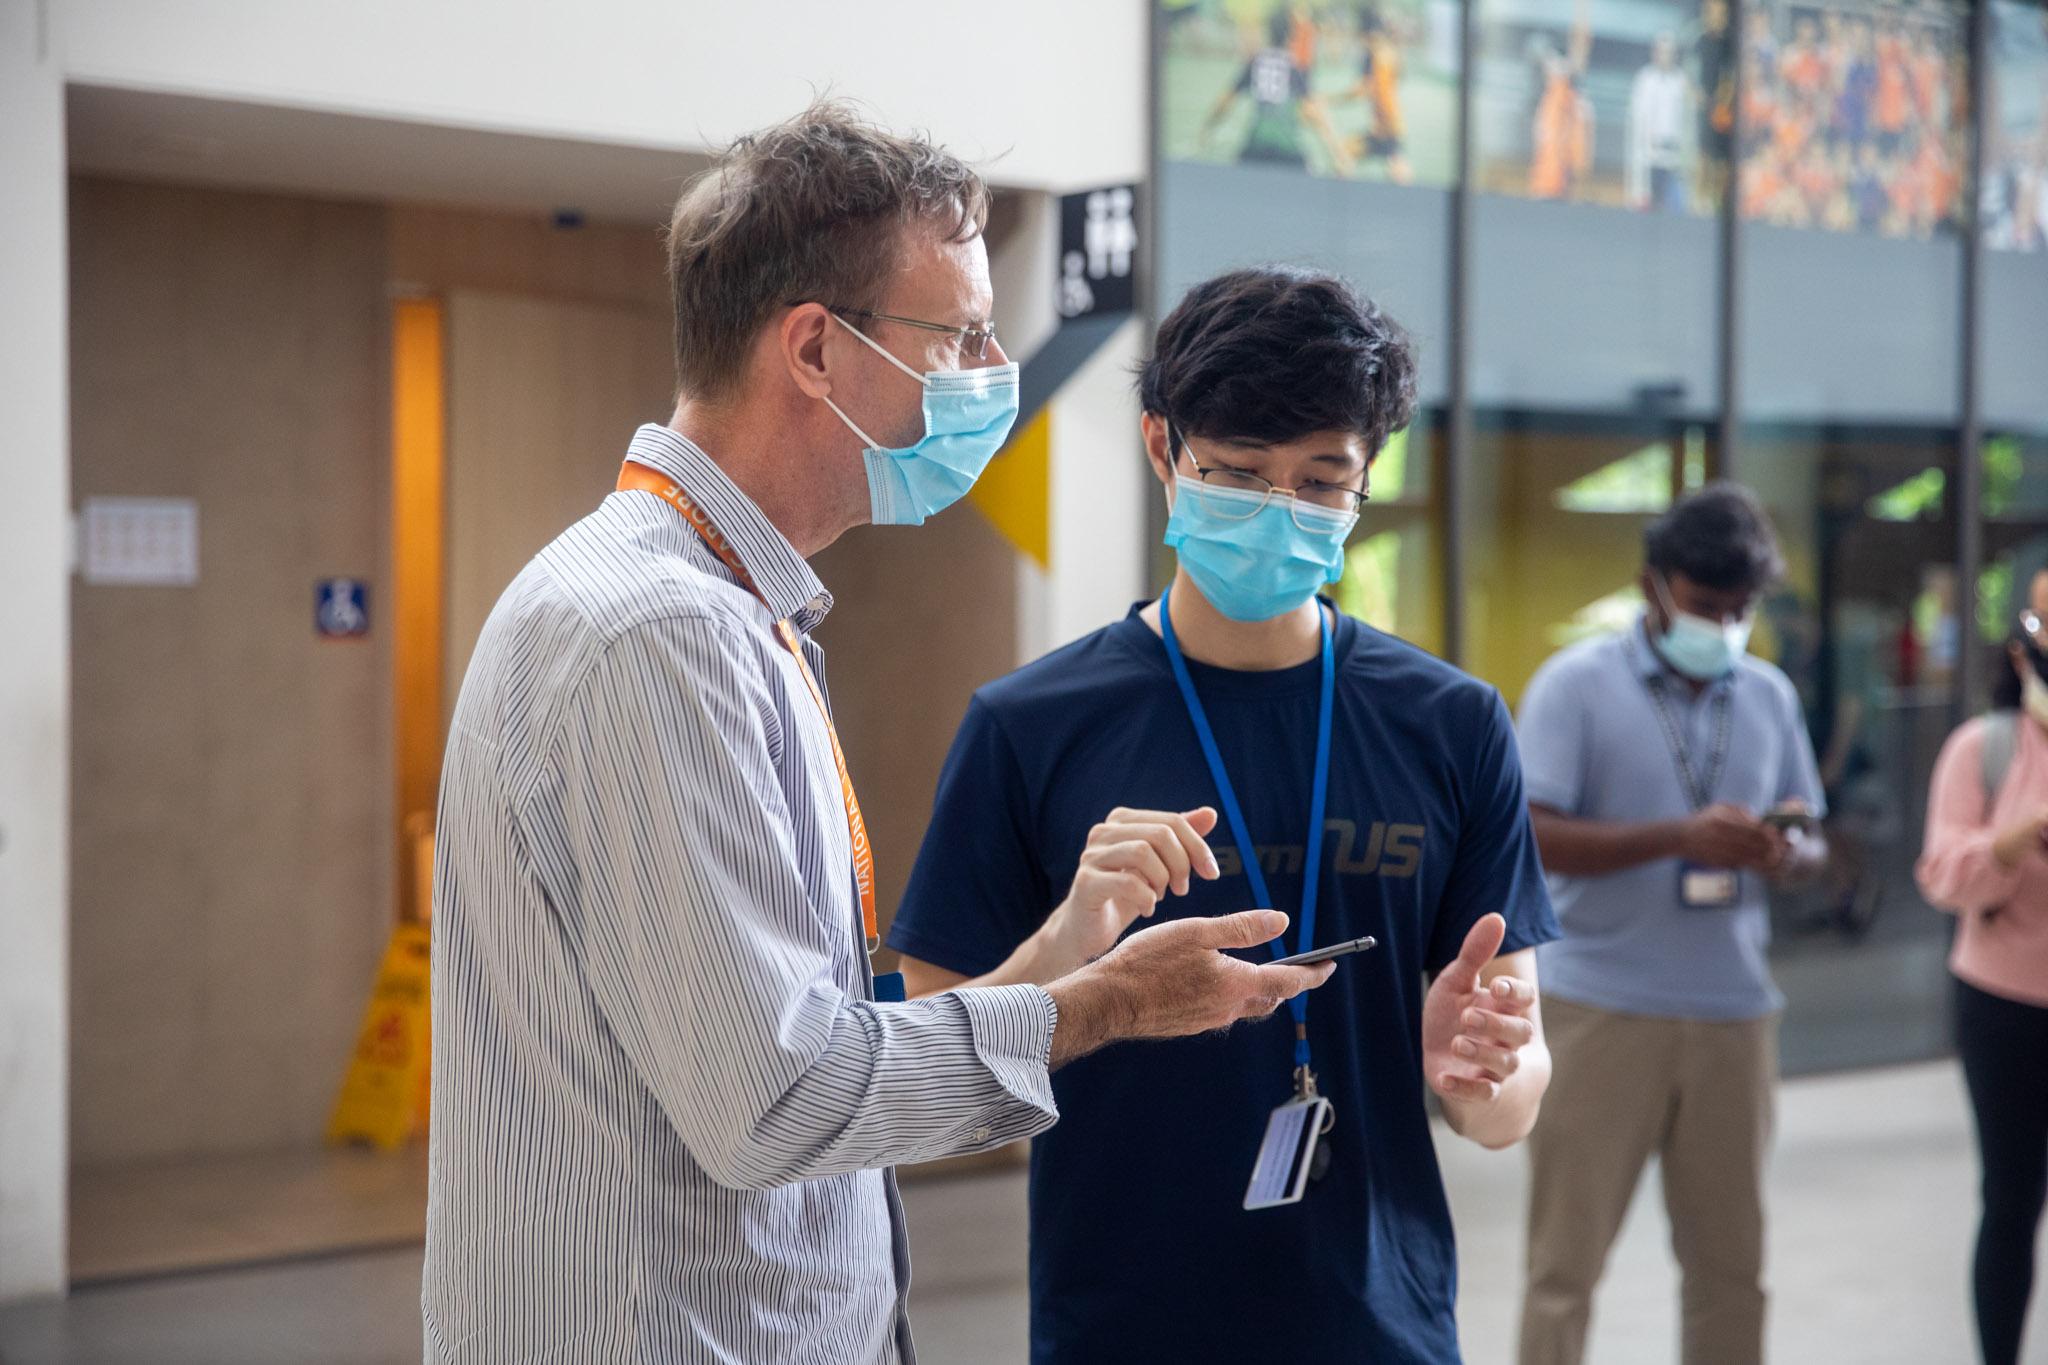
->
xmin=422 ymin=425 xmax=1060 ymax=1363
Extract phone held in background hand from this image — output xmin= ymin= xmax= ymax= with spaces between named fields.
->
xmin=1763 ymin=804 xmax=1816 ymax=832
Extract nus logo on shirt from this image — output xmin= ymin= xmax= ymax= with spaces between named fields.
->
xmin=1210 ymin=818 xmax=1425 ymax=881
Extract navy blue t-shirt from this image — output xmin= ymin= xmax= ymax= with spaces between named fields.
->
xmin=888 ymin=603 xmax=1558 ymax=1365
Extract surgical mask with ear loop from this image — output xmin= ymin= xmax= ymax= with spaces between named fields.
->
xmin=1649 ymin=569 xmax=1754 ymax=681
xmin=1161 ymin=425 xmax=1359 ymax=622
xmin=820 ymin=314 xmax=1020 ymax=527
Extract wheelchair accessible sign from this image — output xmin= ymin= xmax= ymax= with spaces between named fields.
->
xmin=316 ymin=578 xmax=370 ymax=639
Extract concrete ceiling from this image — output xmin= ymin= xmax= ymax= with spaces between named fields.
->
xmin=68 ymin=84 xmax=716 ymax=226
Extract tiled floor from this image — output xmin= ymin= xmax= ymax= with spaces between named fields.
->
xmin=4 ymin=1060 xmax=2043 ymax=1364
xmin=67 ymin=1146 xmax=429 ymax=1286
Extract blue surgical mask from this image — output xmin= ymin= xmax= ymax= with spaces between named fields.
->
xmin=1650 ymin=571 xmax=1754 ymax=680
xmin=1163 ymin=473 xmax=1358 ymax=622
xmin=823 ymin=315 xmax=1019 ymax=526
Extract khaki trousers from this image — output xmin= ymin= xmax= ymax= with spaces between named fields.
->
xmin=1518 ymin=995 xmax=1778 ymax=1365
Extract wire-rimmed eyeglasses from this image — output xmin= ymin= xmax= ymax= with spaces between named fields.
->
xmin=1175 ymin=430 xmax=1369 ymax=530
xmin=828 ymin=306 xmax=998 ymax=360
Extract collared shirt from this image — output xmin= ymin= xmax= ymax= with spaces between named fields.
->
xmin=1514 ymin=618 xmax=1826 ymax=1021
xmin=422 ymin=424 xmax=1060 ymax=1364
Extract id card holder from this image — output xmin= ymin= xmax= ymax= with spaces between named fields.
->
xmin=871 ymin=971 xmax=906 ymax=1003
xmin=1243 ymin=1096 xmax=1333 ymax=1210
xmin=1679 ymin=863 xmax=1739 ymax=909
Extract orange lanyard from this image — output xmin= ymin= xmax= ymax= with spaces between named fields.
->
xmin=617 ymin=461 xmax=878 ymax=951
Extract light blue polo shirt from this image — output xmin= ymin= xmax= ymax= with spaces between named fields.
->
xmin=1514 ymin=618 xmax=1826 ymax=1021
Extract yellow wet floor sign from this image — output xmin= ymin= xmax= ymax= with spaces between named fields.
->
xmin=327 ymin=922 xmax=432 ymax=1150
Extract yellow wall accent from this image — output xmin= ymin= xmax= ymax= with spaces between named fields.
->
xmin=968 ymin=408 xmax=1051 ymax=569
xmin=391 ymin=297 xmax=446 ymax=922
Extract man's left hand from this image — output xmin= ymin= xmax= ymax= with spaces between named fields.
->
xmin=1422 ymin=913 xmax=1537 ymax=1104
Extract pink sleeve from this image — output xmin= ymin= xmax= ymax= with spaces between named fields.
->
xmin=1915 ymin=719 xmax=2023 ymax=913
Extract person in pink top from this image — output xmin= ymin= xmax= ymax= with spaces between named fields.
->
xmin=1917 ymin=568 xmax=2048 ymax=1365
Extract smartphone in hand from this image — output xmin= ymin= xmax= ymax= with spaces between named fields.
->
xmin=1272 ymin=936 xmax=1377 ymax=967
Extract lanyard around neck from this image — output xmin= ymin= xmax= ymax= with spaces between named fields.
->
xmin=617 ymin=460 xmax=879 ymax=951
xmin=1629 ymin=629 xmax=1733 ymax=813
xmin=1158 ymin=585 xmax=1335 ymax=1073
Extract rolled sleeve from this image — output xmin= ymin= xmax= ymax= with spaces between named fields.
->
xmin=956 ymin=983 xmax=1060 ymax=1123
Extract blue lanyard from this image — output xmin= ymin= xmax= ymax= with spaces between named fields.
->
xmin=1158 ymin=585 xmax=1335 ymax=1073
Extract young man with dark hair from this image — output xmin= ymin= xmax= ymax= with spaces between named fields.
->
xmin=1513 ymin=482 xmax=1828 ymax=1365
xmin=887 ymin=266 xmax=1559 ymax=1363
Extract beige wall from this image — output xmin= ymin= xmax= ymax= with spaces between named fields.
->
xmin=444 ymin=291 xmax=675 ymax=714
xmin=69 ymin=178 xmax=392 ymax=1167
xmin=67 ymin=176 xmax=1022 ymax=1168
xmin=812 ymin=510 xmax=1019 ymax=955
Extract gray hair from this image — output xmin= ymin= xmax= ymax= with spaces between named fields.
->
xmin=664 ymin=100 xmax=990 ymax=402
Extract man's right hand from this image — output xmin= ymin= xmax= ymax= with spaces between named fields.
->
xmin=1044 ymin=909 xmax=1336 ymax=1068
xmin=1676 ymin=802 xmax=1783 ymax=872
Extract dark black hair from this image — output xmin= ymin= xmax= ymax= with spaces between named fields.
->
xmin=1993 ymin=616 xmax=2048 ymax=709
xmin=1138 ymin=266 xmax=1418 ymax=460
xmin=1642 ymin=481 xmax=1786 ymax=595
xmin=1268 ymin=10 xmax=1293 ymax=46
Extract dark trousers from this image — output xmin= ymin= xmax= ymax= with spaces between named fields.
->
xmin=1957 ymin=976 xmax=2048 ymax=1364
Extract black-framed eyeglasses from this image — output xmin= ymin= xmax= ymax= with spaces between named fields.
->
xmin=828 ymin=306 xmax=998 ymax=360
xmin=1174 ymin=429 xmax=1369 ymax=529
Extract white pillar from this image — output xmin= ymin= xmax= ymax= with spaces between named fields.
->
xmin=0 ymin=0 xmax=72 ymax=1303
xmin=1047 ymin=317 xmax=1148 ymax=652
xmin=987 ymin=191 xmax=1061 ymax=666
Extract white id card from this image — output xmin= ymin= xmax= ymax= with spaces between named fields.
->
xmin=1679 ymin=863 xmax=1739 ymax=909
xmin=1243 ymin=1096 xmax=1333 ymax=1210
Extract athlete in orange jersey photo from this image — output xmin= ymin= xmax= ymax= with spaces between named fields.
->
xmin=1528 ymin=0 xmax=1594 ymax=198
xmin=1873 ymin=20 xmax=1910 ymax=156
xmin=1779 ymin=15 xmax=1826 ymax=103
xmin=1339 ymin=4 xmax=1414 ymax=183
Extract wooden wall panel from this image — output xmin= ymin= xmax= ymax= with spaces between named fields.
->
xmin=68 ymin=178 xmax=391 ymax=1165
xmin=388 ymin=205 xmax=670 ymax=316
xmin=811 ymin=510 xmax=1019 ymax=951
xmin=443 ymin=291 xmax=677 ymax=713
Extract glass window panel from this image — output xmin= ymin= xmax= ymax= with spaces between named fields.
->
xmin=1334 ymin=415 xmax=1445 ymax=654
xmin=1158 ymin=3 xmax=1454 ymax=638
xmin=1982 ymin=0 xmax=2047 ymax=251
xmin=1981 ymin=2 xmax=2048 ymax=431
xmin=1975 ymin=432 xmax=2048 ymax=711
xmin=1737 ymin=0 xmax=1970 ymax=239
xmin=1463 ymin=414 xmax=1705 ymax=705
xmin=1476 ymin=0 xmax=1731 ymax=214
xmin=1161 ymin=0 xmax=1460 ymax=185
xmin=1746 ymin=424 xmax=1961 ymax=1072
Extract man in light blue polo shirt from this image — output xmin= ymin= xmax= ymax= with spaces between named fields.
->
xmin=1512 ymin=483 xmax=1826 ymax=1365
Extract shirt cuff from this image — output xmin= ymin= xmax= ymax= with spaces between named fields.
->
xmin=954 ymin=984 xmax=1060 ymax=1143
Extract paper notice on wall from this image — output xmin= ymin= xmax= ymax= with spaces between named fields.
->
xmin=81 ymin=497 xmax=199 ymax=585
